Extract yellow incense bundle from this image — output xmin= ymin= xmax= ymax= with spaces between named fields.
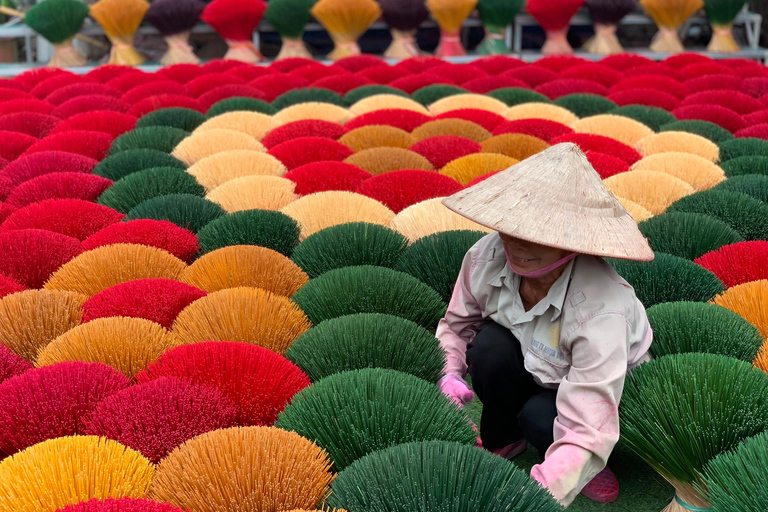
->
xmin=311 ymin=0 xmax=382 ymax=61
xmin=89 ymin=0 xmax=150 ymax=65
xmin=640 ymin=0 xmax=704 ymax=53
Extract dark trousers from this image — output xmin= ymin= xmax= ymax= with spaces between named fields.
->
xmin=467 ymin=321 xmax=558 ymax=458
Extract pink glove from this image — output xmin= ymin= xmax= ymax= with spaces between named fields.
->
xmin=438 ymin=374 xmax=474 ymax=406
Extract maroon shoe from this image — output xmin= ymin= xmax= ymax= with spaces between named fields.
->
xmin=488 ymin=439 xmax=528 ymax=460
xmin=580 ymin=466 xmax=619 ymax=503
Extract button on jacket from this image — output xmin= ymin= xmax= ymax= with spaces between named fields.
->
xmin=436 ymin=233 xmax=652 ymax=506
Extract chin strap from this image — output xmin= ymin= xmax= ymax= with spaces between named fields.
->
xmin=505 ymin=250 xmax=578 ymax=278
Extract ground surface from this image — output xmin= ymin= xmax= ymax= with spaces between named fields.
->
xmin=464 ymin=391 xmax=673 ymax=511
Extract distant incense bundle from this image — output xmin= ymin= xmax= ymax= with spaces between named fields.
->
xmin=22 ymin=0 xmax=90 ymax=67
xmin=703 ymin=0 xmax=748 ymax=52
xmin=526 ymin=0 xmax=585 ymax=54
xmin=641 ymin=0 xmax=704 ymax=53
xmin=426 ymin=0 xmax=478 ymax=57
xmin=264 ymin=0 xmax=315 ymax=59
xmin=90 ymin=0 xmax=150 ymax=65
xmin=144 ymin=0 xmax=205 ymax=65
xmin=477 ymin=0 xmax=526 ymax=55
xmin=379 ymin=0 xmax=429 ymax=59
xmin=201 ymin=0 xmax=267 ymax=62
xmin=584 ymin=0 xmax=637 ymax=54
xmin=311 ymin=0 xmax=382 ymax=61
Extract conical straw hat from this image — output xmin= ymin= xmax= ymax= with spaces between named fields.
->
xmin=442 ymin=143 xmax=654 ymax=261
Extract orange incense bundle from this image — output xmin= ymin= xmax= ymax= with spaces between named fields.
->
xmin=201 ymin=0 xmax=267 ymax=62
xmin=89 ymin=0 xmax=150 ymax=65
xmin=311 ymin=0 xmax=382 ymax=61
xmin=640 ymin=0 xmax=704 ymax=53
xmin=526 ymin=0 xmax=585 ymax=54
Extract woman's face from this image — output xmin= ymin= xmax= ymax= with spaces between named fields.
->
xmin=499 ymin=234 xmax=571 ymax=276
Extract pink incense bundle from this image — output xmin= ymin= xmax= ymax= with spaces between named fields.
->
xmin=52 ymin=96 xmax=131 ymax=118
xmin=128 ymin=95 xmax=204 ymax=117
xmin=463 ymin=75 xmax=530 ymax=93
xmin=536 ymin=78 xmax=609 ymax=99
xmin=526 ymin=0 xmax=586 ymax=54
xmin=0 ymin=361 xmax=129 ymax=456
xmin=429 ymin=63 xmax=487 ymax=85
xmin=681 ymin=90 xmax=764 ymax=116
xmin=121 ymin=81 xmax=191 ymax=104
xmin=83 ymin=376 xmax=238 ymax=463
xmin=1 ymin=151 xmax=97 ymax=187
xmin=198 ymin=85 xmax=266 ymax=110
xmin=0 ymin=112 xmax=59 ymax=138
xmin=313 ymin=74 xmax=375 ymax=95
xmin=0 ymin=131 xmax=38 ymax=161
xmin=389 ymin=73 xmax=456 ymax=93
xmin=608 ymin=88 xmax=682 ymax=110
xmin=409 ymin=135 xmax=482 ymax=169
xmin=344 ymin=109 xmax=432 ymax=131
xmin=82 ymin=279 xmax=206 ymax=328
xmin=5 ymin=173 xmax=113 ymax=208
xmin=0 ymin=344 xmax=32 ymax=383
xmin=44 ymin=83 xmax=122 ymax=106
xmin=505 ymin=66 xmax=559 ymax=87
xmin=82 ymin=219 xmax=200 ymax=263
xmin=201 ymin=0 xmax=267 ymax=62
xmin=186 ymin=73 xmax=246 ymax=96
xmin=610 ymin=75 xmax=690 ymax=99
xmin=671 ymin=104 xmax=746 ymax=134
xmin=685 ymin=74 xmax=743 ymax=94
xmin=261 ymin=120 xmax=348 ymax=149
xmin=435 ymin=110 xmax=506 ymax=131
xmin=23 ymin=130 xmax=113 ymax=161
xmin=0 ymin=229 xmax=82 ymax=289
xmin=492 ymin=119 xmax=574 ymax=143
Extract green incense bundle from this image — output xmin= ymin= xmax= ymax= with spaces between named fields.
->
xmin=24 ymin=0 xmax=89 ymax=67
xmin=264 ymin=0 xmax=316 ymax=59
xmin=477 ymin=0 xmax=525 ymax=54
xmin=703 ymin=0 xmax=748 ymax=52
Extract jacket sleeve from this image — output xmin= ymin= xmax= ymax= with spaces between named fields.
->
xmin=435 ymin=246 xmax=485 ymax=377
xmin=530 ymin=311 xmax=630 ymax=507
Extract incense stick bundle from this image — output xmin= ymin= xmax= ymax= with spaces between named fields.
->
xmin=144 ymin=0 xmax=205 ymax=65
xmin=703 ymin=0 xmax=748 ymax=52
xmin=640 ymin=0 xmax=704 ymax=53
xmin=477 ymin=0 xmax=526 ymax=55
xmin=379 ymin=0 xmax=429 ymax=59
xmin=22 ymin=0 xmax=90 ymax=67
xmin=526 ymin=0 xmax=585 ymax=54
xmin=584 ymin=0 xmax=637 ymax=54
xmin=310 ymin=0 xmax=382 ymax=61
xmin=264 ymin=0 xmax=316 ymax=59
xmin=201 ymin=0 xmax=267 ymax=62
xmin=90 ymin=0 xmax=150 ymax=65
xmin=425 ymin=0 xmax=478 ymax=57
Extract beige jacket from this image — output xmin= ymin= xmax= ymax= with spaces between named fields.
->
xmin=436 ymin=233 xmax=652 ymax=506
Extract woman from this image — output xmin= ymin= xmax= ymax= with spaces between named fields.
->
xmin=436 ymin=143 xmax=654 ymax=507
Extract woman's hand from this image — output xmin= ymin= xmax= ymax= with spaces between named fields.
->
xmin=438 ymin=374 xmax=475 ymax=406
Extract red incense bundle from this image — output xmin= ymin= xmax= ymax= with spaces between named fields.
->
xmin=526 ymin=0 xmax=586 ymax=54
xmin=201 ymin=0 xmax=267 ymax=62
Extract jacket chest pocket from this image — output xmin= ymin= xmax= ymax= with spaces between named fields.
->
xmin=524 ymin=350 xmax=569 ymax=386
